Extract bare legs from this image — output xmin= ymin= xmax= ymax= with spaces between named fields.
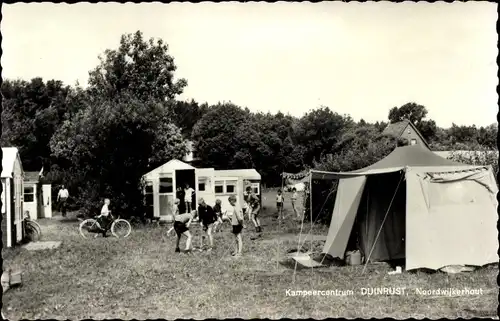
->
xmin=176 ymin=230 xmax=192 ymax=251
xmin=200 ymin=224 xmax=214 ymax=249
xmin=234 ymin=233 xmax=242 ymax=255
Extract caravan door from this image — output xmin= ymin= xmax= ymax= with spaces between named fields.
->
xmin=158 ymin=174 xmax=175 ymax=217
xmin=42 ymin=184 xmax=52 ymax=218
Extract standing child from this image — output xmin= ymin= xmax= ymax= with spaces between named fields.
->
xmin=228 ymin=195 xmax=244 ymax=257
xmin=184 ymin=184 xmax=195 ymax=213
xmin=198 ymin=198 xmax=218 ymax=251
xmin=242 ymin=187 xmax=251 ymax=220
xmin=291 ymin=187 xmax=300 ymax=219
xmin=247 ymin=186 xmax=262 ymax=235
xmin=212 ymin=199 xmax=224 ymax=233
xmin=276 ymin=189 xmax=284 ymax=220
xmin=173 ymin=210 xmax=198 ymax=253
xmin=167 ymin=198 xmax=180 ymax=236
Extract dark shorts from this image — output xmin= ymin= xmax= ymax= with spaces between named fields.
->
xmin=250 ymin=206 xmax=260 ymax=217
xmin=174 ymin=221 xmax=188 ymax=235
xmin=277 ymin=202 xmax=283 ymax=208
xmin=202 ymin=222 xmax=214 ymax=232
xmin=232 ymin=224 xmax=243 ymax=235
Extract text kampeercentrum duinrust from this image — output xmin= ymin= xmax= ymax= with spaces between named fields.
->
xmin=285 ymin=287 xmax=485 ymax=297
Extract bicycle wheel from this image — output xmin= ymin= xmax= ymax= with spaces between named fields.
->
xmin=111 ymin=219 xmax=131 ymax=238
xmin=79 ymin=219 xmax=101 ymax=239
xmin=26 ymin=221 xmax=42 ymax=241
xmin=28 ymin=220 xmax=42 ymax=238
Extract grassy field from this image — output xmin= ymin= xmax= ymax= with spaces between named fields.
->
xmin=2 ymin=189 xmax=498 ymax=319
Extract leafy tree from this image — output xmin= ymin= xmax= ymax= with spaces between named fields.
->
xmin=477 ymin=124 xmax=497 ymax=150
xmin=166 ymin=99 xmax=210 ymax=138
xmin=50 ymin=31 xmax=189 ymax=217
xmin=192 ymin=102 xmax=254 ymax=170
xmin=1 ymin=78 xmax=74 ymax=170
xmin=292 ymin=106 xmax=354 ymax=165
xmin=50 ymin=94 xmax=187 ymax=217
xmin=87 ymin=30 xmax=187 ymax=102
xmin=251 ymin=112 xmax=299 ymax=186
xmin=388 ymin=102 xmax=437 ymax=141
xmin=388 ymin=102 xmax=428 ymax=125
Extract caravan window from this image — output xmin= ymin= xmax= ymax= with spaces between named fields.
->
xmin=214 ymin=181 xmax=224 ymax=194
xmin=226 ymin=180 xmax=237 ymax=193
xmin=198 ymin=180 xmax=206 ymax=192
xmin=159 ymin=177 xmax=173 ymax=193
xmin=251 ymin=183 xmax=260 ymax=195
xmin=24 ymin=186 xmax=34 ymax=203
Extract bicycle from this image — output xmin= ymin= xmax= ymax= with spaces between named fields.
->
xmin=23 ymin=211 xmax=42 ymax=242
xmin=78 ymin=212 xmax=132 ymax=239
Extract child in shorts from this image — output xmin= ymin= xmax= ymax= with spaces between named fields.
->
xmin=247 ymin=186 xmax=262 ymax=234
xmin=212 ymin=199 xmax=224 ymax=232
xmin=167 ymin=198 xmax=180 ymax=236
xmin=174 ymin=210 xmax=198 ymax=253
xmin=276 ymin=189 xmax=284 ymax=219
xmin=228 ymin=195 xmax=244 ymax=257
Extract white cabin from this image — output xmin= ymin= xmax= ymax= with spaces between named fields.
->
xmin=142 ymin=159 xmax=261 ymax=217
xmin=1 ymin=147 xmax=25 ymax=248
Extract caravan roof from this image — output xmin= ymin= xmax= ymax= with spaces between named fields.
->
xmin=1 ymin=147 xmax=22 ymax=178
xmin=214 ymin=169 xmax=261 ymax=180
xmin=143 ymin=159 xmax=196 ymax=178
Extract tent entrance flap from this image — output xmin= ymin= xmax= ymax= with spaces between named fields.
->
xmin=362 ymin=172 xmax=404 ymax=273
xmin=322 ymin=176 xmax=367 ymax=258
xmin=357 ymin=172 xmax=406 ymax=263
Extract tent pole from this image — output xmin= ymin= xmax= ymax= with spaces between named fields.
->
xmin=309 ymin=171 xmax=313 ymax=272
xmin=362 ymin=171 xmax=404 ymax=275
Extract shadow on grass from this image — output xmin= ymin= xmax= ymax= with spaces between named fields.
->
xmin=58 ymin=218 xmax=81 ymax=224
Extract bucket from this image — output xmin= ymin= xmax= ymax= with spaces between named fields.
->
xmin=349 ymin=251 xmax=362 ymax=266
xmin=345 ymin=251 xmax=352 ymax=265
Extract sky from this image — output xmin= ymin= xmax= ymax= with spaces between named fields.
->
xmin=2 ymin=2 xmax=498 ymax=128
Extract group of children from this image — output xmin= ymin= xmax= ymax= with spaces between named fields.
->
xmin=168 ymin=186 xmax=261 ymax=257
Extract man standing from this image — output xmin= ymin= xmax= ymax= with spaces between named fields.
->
xmin=57 ymin=184 xmax=69 ymax=217
xmin=197 ymin=198 xmax=218 ymax=251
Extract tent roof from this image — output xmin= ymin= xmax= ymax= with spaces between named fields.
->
xmin=308 ymin=145 xmax=484 ymax=180
xmin=351 ymin=145 xmax=469 ymax=173
xmin=1 ymin=147 xmax=20 ymax=178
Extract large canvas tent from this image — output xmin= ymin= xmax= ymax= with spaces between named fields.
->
xmin=296 ymin=145 xmax=498 ymax=271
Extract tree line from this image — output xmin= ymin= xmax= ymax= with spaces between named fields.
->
xmin=1 ymin=31 xmax=497 ymax=218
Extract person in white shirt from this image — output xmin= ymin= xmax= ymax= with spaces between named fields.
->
xmin=96 ymin=198 xmax=111 ymax=237
xmin=57 ymin=185 xmax=70 ymax=217
xmin=184 ymin=184 xmax=195 ymax=213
